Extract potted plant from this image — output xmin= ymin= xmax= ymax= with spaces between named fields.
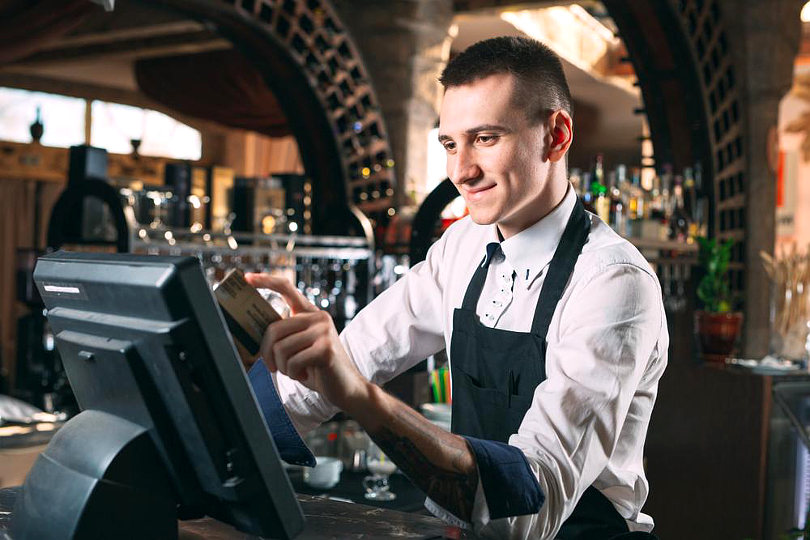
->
xmin=694 ymin=236 xmax=743 ymax=363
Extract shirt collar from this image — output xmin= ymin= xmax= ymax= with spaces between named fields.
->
xmin=497 ymin=184 xmax=578 ymax=289
xmin=480 ymin=241 xmax=502 ymax=268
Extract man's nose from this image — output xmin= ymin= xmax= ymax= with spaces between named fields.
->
xmin=449 ymin=147 xmax=482 ymax=185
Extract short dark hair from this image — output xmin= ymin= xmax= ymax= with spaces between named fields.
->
xmin=439 ymin=36 xmax=573 ymax=123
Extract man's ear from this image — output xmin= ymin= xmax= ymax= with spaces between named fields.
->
xmin=547 ymin=110 xmax=573 ymax=163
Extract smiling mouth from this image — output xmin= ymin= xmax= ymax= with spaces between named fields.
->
xmin=465 ymin=184 xmax=495 ymax=201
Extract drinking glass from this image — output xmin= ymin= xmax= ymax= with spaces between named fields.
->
xmin=363 ymin=440 xmax=397 ymax=501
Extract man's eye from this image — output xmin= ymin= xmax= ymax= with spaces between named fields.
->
xmin=476 ymin=135 xmax=498 ymax=144
xmin=442 ymin=142 xmax=456 ymax=152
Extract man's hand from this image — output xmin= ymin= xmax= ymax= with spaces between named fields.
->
xmin=245 ymin=272 xmax=479 ymax=523
xmin=243 ymin=273 xmax=370 ymax=410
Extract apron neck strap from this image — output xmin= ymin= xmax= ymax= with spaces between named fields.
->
xmin=461 ymin=253 xmax=491 ymax=311
xmin=530 ymin=198 xmax=590 ymax=336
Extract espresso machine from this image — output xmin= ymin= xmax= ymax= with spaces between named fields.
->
xmin=13 ymin=145 xmax=125 ymax=416
xmin=14 ymin=249 xmax=74 ymax=415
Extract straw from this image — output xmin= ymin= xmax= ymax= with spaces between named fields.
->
xmin=438 ymin=368 xmax=446 ymax=403
xmin=760 ymin=245 xmax=810 ymax=350
xmin=443 ymin=368 xmax=452 ymax=404
xmin=430 ymin=370 xmax=440 ymax=403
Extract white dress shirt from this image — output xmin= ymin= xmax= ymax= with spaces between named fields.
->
xmin=273 ymin=185 xmax=668 ymax=539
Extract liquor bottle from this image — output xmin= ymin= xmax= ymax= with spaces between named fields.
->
xmin=627 ymin=167 xmax=645 ymax=221
xmin=592 ymin=153 xmax=605 ymax=186
xmin=619 ymin=165 xmax=633 ymax=231
xmin=635 ymin=167 xmax=663 ymax=240
xmin=693 ymin=162 xmax=708 ymax=238
xmin=580 ymin=171 xmax=596 ymax=214
xmin=656 ymin=164 xmax=674 ymax=241
xmin=668 ymin=175 xmax=690 ymax=242
xmin=659 ymin=164 xmax=673 ymax=220
xmin=648 ymin=172 xmax=663 ymax=219
xmin=608 ymin=170 xmax=625 ymax=233
xmin=682 ymin=167 xmax=698 ymax=242
xmin=592 ymin=181 xmax=609 ymax=224
xmin=590 ymin=154 xmax=610 ymax=223
xmin=616 ymin=164 xmax=629 ymax=193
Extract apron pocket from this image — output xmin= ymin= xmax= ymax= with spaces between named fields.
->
xmin=453 ymin=369 xmax=535 ymax=441
xmin=456 ymin=368 xmax=507 ymax=407
xmin=506 ymin=393 xmax=534 ymax=435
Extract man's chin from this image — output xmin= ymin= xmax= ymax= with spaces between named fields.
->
xmin=466 ymin=210 xmax=498 ymax=226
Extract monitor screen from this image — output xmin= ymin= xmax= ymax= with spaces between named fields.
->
xmin=14 ymin=251 xmax=304 ymax=539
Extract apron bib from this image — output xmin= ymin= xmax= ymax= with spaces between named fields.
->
xmin=450 ymin=199 xmax=631 ymax=539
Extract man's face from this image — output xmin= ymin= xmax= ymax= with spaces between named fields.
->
xmin=438 ymin=72 xmax=554 ymax=238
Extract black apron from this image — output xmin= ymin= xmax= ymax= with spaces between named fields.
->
xmin=449 ymin=199 xmax=633 ymax=539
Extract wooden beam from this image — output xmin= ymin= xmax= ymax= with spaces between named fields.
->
xmin=10 ymin=31 xmax=231 ymax=65
xmin=37 ymin=21 xmax=207 ymax=50
xmin=452 ymin=0 xmax=578 ymax=13
xmin=0 ymin=72 xmax=229 ymax=136
xmin=0 ymin=71 xmax=162 ymax=111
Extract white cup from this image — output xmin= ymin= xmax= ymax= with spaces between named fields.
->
xmin=420 ymin=403 xmax=452 ymax=432
xmin=303 ymin=456 xmax=343 ymax=489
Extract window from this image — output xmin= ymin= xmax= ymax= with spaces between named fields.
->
xmin=0 ymin=87 xmax=85 ymax=148
xmin=91 ymin=101 xmax=201 ymax=160
xmin=0 ymin=87 xmax=202 ymax=161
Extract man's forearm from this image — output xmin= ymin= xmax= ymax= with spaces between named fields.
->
xmin=345 ymin=383 xmax=479 ymax=522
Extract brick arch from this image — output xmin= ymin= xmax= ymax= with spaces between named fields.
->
xmin=152 ymin=0 xmax=396 ymax=235
xmin=604 ymin=0 xmax=746 ymax=298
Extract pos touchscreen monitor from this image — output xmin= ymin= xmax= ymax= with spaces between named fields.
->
xmin=12 ymin=251 xmax=304 ymax=540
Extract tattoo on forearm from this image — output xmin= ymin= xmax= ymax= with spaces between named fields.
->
xmin=371 ymin=407 xmax=479 ymax=522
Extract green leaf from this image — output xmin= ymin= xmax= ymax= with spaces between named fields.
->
xmin=694 ymin=236 xmax=735 ymax=312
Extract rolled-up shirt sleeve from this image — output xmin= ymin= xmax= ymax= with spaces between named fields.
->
xmin=248 ymin=360 xmax=315 ymax=466
xmin=432 ymin=262 xmax=666 ymax=540
xmin=465 ymin=437 xmax=545 ymax=518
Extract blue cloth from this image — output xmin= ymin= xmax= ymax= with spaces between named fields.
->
xmin=248 ymin=360 xmax=316 ymax=467
xmin=463 ymin=436 xmax=544 ymax=519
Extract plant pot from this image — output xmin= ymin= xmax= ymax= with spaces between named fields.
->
xmin=695 ymin=311 xmax=743 ymax=363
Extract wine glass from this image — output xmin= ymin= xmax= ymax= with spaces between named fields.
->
xmin=363 ymin=440 xmax=397 ymax=501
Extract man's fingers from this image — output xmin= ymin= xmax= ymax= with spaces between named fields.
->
xmin=268 ymin=314 xmax=314 ymax=342
xmin=259 ymin=314 xmax=323 ymax=374
xmin=271 ymin=324 xmax=319 ymax=370
xmin=284 ymin=344 xmax=331 ymax=382
xmin=271 ymin=326 xmax=326 ymax=381
xmin=244 ymin=273 xmax=317 ymax=315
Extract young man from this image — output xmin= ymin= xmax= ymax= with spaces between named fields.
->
xmin=245 ymin=36 xmax=667 ymax=539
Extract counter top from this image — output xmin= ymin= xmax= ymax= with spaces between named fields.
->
xmin=702 ymin=361 xmax=810 ymax=379
xmin=287 ymin=468 xmax=429 ymax=514
xmin=0 ymin=423 xmax=60 ymax=450
xmin=0 ymin=487 xmax=458 ymax=539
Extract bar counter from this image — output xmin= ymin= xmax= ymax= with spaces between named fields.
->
xmin=0 ymin=487 xmax=457 ymax=539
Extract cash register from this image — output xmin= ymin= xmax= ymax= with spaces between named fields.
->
xmin=11 ymin=251 xmax=303 ymax=539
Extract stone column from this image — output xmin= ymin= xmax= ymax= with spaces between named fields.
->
xmin=717 ymin=0 xmax=802 ymax=357
xmin=331 ymin=0 xmax=455 ymax=207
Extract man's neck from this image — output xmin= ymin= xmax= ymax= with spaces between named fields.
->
xmin=497 ymin=178 xmax=570 ymax=240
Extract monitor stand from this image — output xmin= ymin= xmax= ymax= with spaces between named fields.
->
xmin=9 ymin=410 xmax=178 ymax=540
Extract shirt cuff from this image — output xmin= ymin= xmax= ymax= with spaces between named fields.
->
xmin=248 ymin=360 xmax=316 ymax=467
xmin=463 ymin=436 xmax=544 ymax=519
